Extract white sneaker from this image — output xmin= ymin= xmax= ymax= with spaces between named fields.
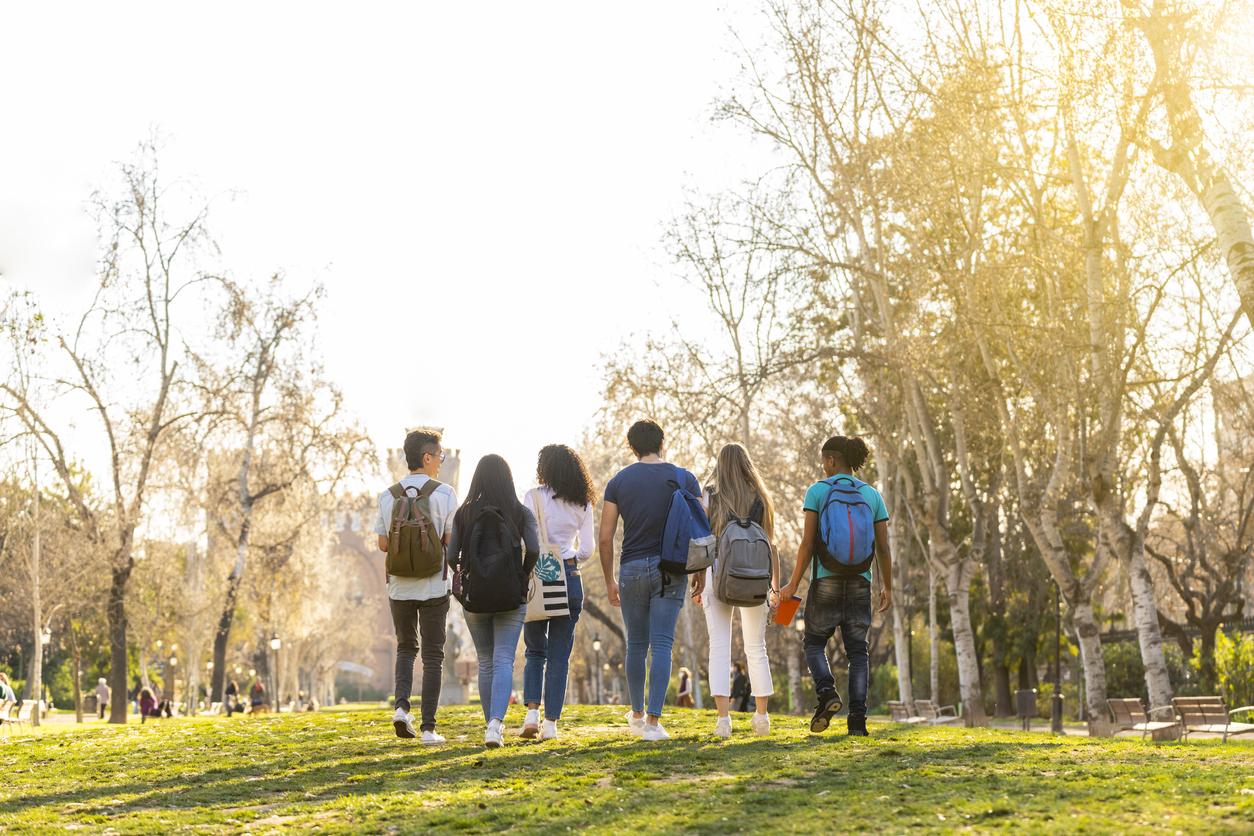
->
xmin=625 ymin=710 xmax=645 ymax=736
xmin=392 ymin=707 xmax=416 ymax=739
xmin=421 ymin=729 xmax=446 ymax=745
xmin=714 ymin=716 xmax=732 ymax=739
xmin=485 ymin=719 xmax=503 ymax=749
xmin=751 ymin=713 xmax=771 ymax=736
xmin=521 ymin=708 xmax=540 ymax=739
xmin=642 ymin=722 xmax=670 ymax=742
xmin=540 ymin=719 xmax=558 ymax=740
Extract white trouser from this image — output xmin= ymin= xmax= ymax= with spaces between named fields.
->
xmin=703 ymin=568 xmax=774 ymax=699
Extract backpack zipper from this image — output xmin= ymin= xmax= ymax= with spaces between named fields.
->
xmin=847 ymin=507 xmax=855 ymax=565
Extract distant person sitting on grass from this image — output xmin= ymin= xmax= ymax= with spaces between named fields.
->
xmin=374 ymin=428 xmax=458 ymax=745
xmin=139 ymin=687 xmax=161 ymax=722
xmin=780 ymin=435 xmax=893 ymax=738
xmin=95 ymin=678 xmax=110 ymax=720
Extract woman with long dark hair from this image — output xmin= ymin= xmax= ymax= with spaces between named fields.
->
xmin=446 ymin=454 xmax=538 ymax=748
xmin=519 ymin=444 xmax=596 ymax=740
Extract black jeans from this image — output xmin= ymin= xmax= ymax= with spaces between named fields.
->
xmin=803 ymin=576 xmax=871 ymax=721
xmin=390 ymin=595 xmax=449 ymax=731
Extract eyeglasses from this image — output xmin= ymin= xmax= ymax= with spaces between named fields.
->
xmin=427 ymin=449 xmax=447 ymax=464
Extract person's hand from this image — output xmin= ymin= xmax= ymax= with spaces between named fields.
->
xmin=690 ymin=571 xmax=706 ymax=602
xmin=608 ymin=578 xmax=621 ymax=608
xmin=780 ymin=580 xmax=798 ymax=601
xmin=767 ymin=588 xmax=781 ymax=610
xmin=877 ymin=587 xmax=892 ymax=614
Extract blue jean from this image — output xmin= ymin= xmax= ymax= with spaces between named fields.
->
xmin=464 ymin=604 xmax=526 ymax=723
xmin=803 ymin=576 xmax=871 ymax=721
xmin=523 ymin=565 xmax=584 ymax=721
xmin=619 ymin=555 xmax=685 ymax=718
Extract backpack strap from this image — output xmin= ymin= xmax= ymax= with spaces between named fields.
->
xmin=418 ymin=479 xmax=442 ymax=499
xmin=388 ymin=483 xmax=406 ymax=500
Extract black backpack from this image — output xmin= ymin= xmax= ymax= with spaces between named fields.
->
xmin=454 ymin=506 xmax=528 ymax=614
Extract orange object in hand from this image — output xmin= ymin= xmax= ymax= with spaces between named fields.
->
xmin=773 ymin=595 xmax=802 ymax=626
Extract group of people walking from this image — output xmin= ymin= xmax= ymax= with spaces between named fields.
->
xmin=375 ymin=421 xmax=892 ymax=748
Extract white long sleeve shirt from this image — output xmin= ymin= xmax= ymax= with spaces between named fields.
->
xmin=522 ymin=486 xmax=594 ymax=565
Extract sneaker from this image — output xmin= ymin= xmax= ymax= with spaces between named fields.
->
xmin=485 ymin=719 xmax=503 ymax=749
xmin=540 ymin=719 xmax=558 ymax=741
xmin=642 ymin=722 xmax=670 ymax=742
xmin=714 ymin=716 xmax=732 ymax=739
xmin=751 ymin=713 xmax=771 ymax=736
xmin=421 ymin=729 xmax=446 ymax=745
xmin=521 ymin=708 xmax=540 ymax=739
xmin=810 ymin=691 xmax=844 ymax=734
xmin=847 ymin=716 xmax=868 ymax=737
xmin=393 ymin=707 xmax=416 ymax=739
xmin=625 ymin=710 xmax=645 ymax=736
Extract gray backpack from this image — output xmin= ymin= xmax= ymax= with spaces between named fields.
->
xmin=713 ymin=500 xmax=774 ymax=607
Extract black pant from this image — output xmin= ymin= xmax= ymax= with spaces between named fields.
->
xmin=390 ymin=595 xmax=449 ymax=731
xmin=803 ymin=576 xmax=871 ymax=721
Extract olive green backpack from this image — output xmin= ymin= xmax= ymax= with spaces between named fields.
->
xmin=386 ymin=480 xmax=446 ymax=578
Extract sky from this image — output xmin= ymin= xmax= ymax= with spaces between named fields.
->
xmin=0 ymin=1 xmax=780 ymax=491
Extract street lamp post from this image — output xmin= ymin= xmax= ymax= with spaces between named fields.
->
xmin=1052 ymin=580 xmax=1064 ymax=734
xmin=270 ymin=635 xmax=282 ymax=708
xmin=37 ymin=628 xmax=51 ymax=725
xmin=592 ymin=636 xmax=603 ymax=705
xmin=169 ymin=655 xmax=179 ymax=708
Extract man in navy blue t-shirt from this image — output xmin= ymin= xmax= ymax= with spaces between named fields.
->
xmin=598 ymin=419 xmax=703 ymax=742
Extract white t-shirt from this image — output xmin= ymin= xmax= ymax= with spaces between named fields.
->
xmin=374 ymin=473 xmax=459 ymax=601
xmin=522 ymin=485 xmax=594 ymax=564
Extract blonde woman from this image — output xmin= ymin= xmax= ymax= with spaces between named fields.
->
xmin=697 ymin=443 xmax=779 ymax=738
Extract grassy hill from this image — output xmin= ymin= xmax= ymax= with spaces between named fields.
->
xmin=2 ymin=704 xmax=1252 ymax=833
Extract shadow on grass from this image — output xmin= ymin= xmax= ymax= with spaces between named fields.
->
xmin=4 ymin=709 xmax=1251 ymax=833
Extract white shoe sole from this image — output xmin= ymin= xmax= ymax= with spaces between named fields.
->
xmin=485 ymin=740 xmax=502 ymax=749
xmin=394 ymin=720 xmax=416 ymax=739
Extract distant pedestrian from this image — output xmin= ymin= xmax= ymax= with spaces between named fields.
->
xmin=676 ymin=667 xmax=695 ymax=708
xmin=95 ymin=678 xmax=111 ymax=720
xmin=0 ymin=672 xmax=15 ymax=703
xmin=224 ymin=679 xmax=240 ymax=716
xmin=249 ymin=679 xmax=267 ymax=712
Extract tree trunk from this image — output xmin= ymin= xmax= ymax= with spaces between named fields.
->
xmin=787 ymin=636 xmax=803 ymax=715
xmin=1125 ymin=544 xmax=1174 ymax=710
xmin=891 ymin=596 xmax=913 ymax=704
xmin=28 ymin=469 xmax=43 ymax=725
xmin=1072 ymin=600 xmax=1110 ymax=733
xmin=928 ymin=567 xmax=939 ymax=702
xmin=209 ymin=575 xmax=243 ymax=702
xmin=71 ymin=624 xmax=84 ymax=723
xmin=680 ymin=603 xmax=703 ymax=709
xmin=107 ymin=560 xmax=133 ymax=724
xmin=945 ymin=563 xmax=987 ymax=726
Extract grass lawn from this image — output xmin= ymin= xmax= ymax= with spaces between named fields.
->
xmin=2 ymin=704 xmax=1252 ymax=834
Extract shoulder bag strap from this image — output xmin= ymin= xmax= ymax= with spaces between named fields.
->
xmin=418 ymin=478 xmax=441 ymax=499
xmin=530 ymin=490 xmax=549 ymax=544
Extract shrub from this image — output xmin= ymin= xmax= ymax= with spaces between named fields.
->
xmin=1215 ymin=630 xmax=1254 ymax=708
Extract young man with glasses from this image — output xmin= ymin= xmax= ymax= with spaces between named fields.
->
xmin=374 ymin=429 xmax=457 ymax=743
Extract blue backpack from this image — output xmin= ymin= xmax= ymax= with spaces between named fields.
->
xmin=815 ymin=475 xmax=876 ymax=577
xmin=660 ymin=466 xmax=716 ymax=576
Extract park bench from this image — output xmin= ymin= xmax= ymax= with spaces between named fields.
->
xmin=1173 ymin=696 xmax=1254 ymax=743
xmin=913 ymin=699 xmax=960 ymax=724
xmin=1106 ymin=698 xmax=1180 ymax=741
xmin=887 ymin=700 xmax=928 ymax=724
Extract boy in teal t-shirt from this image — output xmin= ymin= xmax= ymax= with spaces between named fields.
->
xmin=781 ymin=435 xmax=894 ymax=737
xmin=802 ymin=479 xmax=889 ymax=584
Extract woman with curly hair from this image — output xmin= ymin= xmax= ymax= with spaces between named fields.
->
xmin=519 ymin=444 xmax=596 ymax=741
